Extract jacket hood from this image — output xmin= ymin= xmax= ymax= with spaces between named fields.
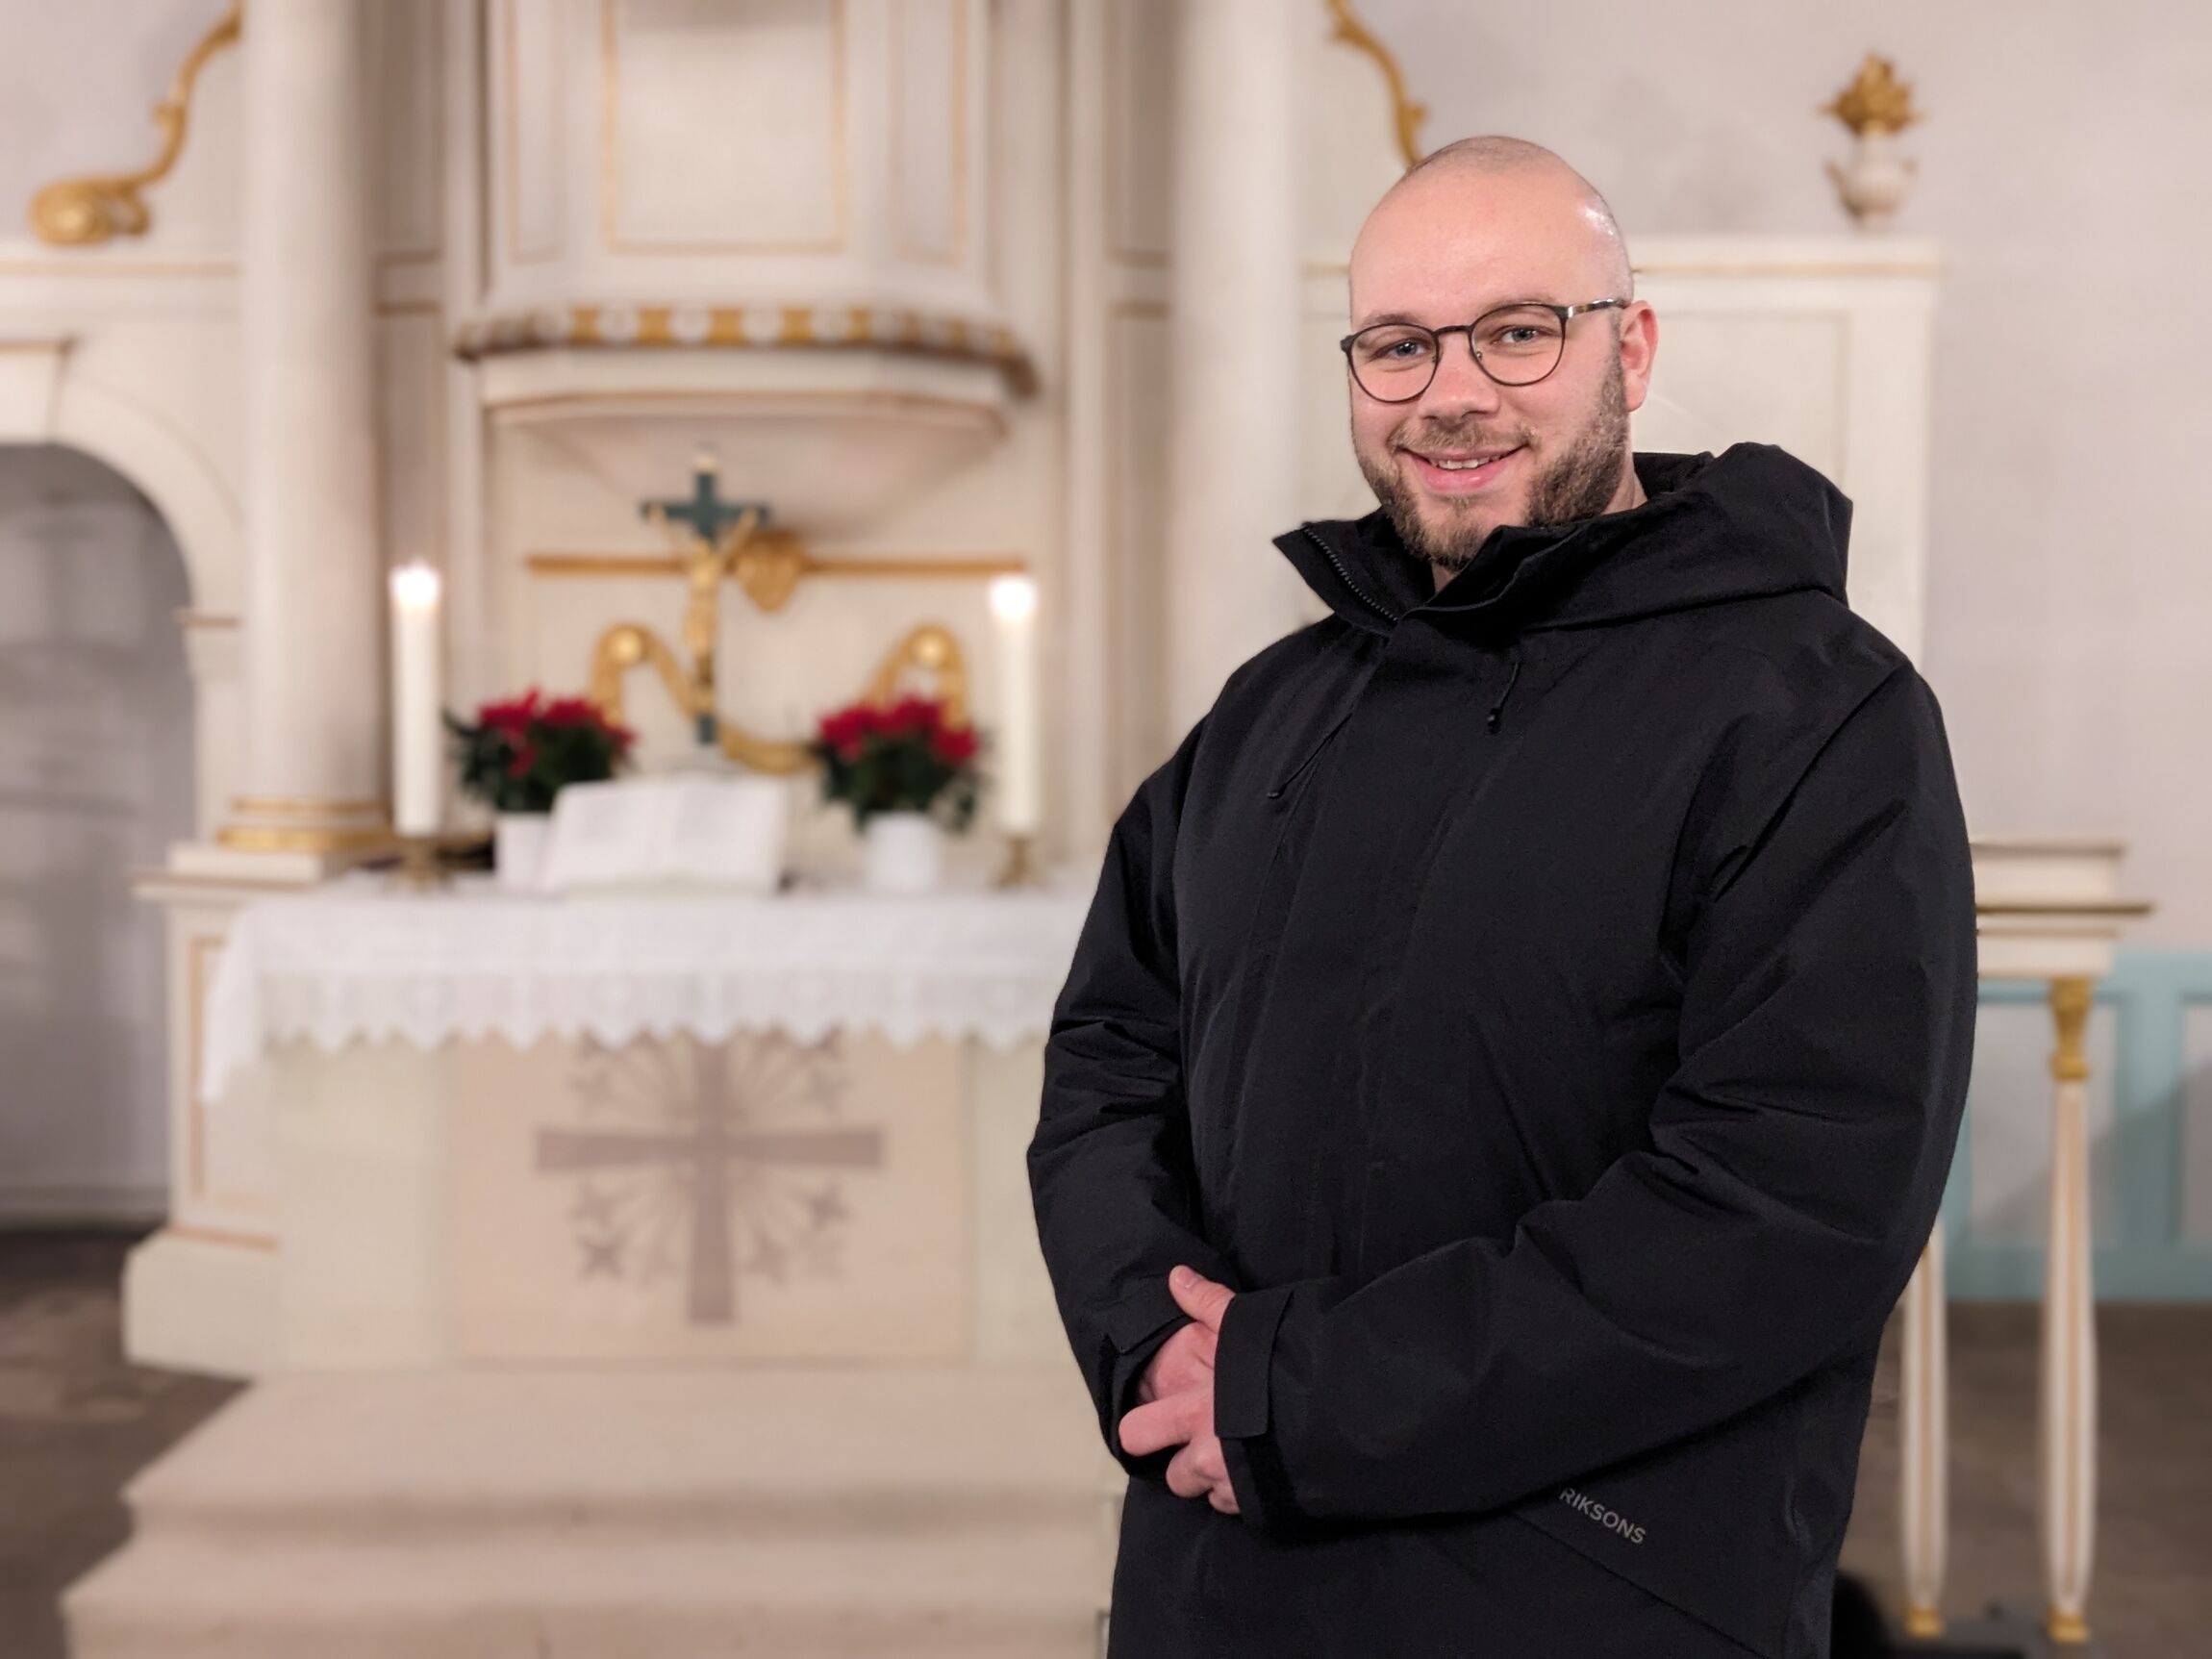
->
xmin=1275 ymin=442 xmax=1852 ymax=641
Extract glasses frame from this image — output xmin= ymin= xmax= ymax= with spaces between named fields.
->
xmin=1339 ymin=297 xmax=1632 ymax=401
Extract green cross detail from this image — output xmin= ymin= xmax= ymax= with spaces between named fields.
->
xmin=640 ymin=455 xmax=772 ymax=547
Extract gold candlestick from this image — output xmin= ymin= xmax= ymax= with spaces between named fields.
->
xmin=394 ymin=832 xmax=449 ymax=892
xmin=993 ymin=831 xmax=1040 ymax=890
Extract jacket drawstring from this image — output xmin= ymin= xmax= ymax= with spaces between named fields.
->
xmin=1485 ymin=641 xmax=1523 ymax=735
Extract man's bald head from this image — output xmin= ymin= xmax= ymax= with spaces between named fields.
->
xmin=1356 ymin=136 xmax=1635 ymax=314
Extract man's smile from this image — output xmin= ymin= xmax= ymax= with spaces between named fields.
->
xmin=1402 ymin=443 xmax=1524 ymax=495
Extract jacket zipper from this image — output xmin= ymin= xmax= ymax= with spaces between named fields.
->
xmin=1304 ymin=526 xmax=1401 ymax=627
xmin=1302 ymin=526 xmax=1523 ymax=736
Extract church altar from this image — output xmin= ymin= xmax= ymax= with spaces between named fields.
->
xmin=181 ymin=871 xmax=1092 ymax=1371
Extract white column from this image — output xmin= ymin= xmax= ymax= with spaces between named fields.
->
xmin=1161 ymin=0 xmax=1306 ymax=741
xmin=2042 ymin=976 xmax=2098 ymax=1646
xmin=218 ymin=0 xmax=389 ymax=862
xmin=1898 ymin=1229 xmax=1949 ymax=1639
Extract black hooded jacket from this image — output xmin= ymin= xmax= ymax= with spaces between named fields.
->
xmin=1027 ymin=443 xmax=1976 ymax=1658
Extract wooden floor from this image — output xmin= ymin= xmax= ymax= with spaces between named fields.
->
xmin=1842 ymin=1300 xmax=2212 ymax=1657
xmin=0 ymin=1231 xmax=241 ymax=1659
xmin=3 ymin=1229 xmax=2207 ymax=1658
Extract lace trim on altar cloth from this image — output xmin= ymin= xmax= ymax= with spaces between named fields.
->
xmin=198 ymin=875 xmax=1094 ymax=1099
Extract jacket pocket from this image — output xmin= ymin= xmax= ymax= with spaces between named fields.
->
xmin=1405 ymin=1506 xmax=1764 ymax=1658
xmin=1504 ymin=1388 xmax=1812 ymax=1658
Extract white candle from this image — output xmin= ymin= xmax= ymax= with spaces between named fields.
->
xmin=988 ymin=574 xmax=1041 ymax=836
xmin=389 ymin=561 xmax=443 ymax=837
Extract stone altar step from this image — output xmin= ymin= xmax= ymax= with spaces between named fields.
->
xmin=64 ymin=1366 xmax=1115 ymax=1659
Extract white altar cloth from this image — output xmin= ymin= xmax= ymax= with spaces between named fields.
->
xmin=199 ymin=868 xmax=1096 ymax=1099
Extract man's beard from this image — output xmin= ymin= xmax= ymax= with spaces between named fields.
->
xmin=1356 ymin=359 xmax=1632 ymax=575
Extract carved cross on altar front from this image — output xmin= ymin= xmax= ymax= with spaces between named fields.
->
xmin=536 ymin=1038 xmax=883 ymax=1325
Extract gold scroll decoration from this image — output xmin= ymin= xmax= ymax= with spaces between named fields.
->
xmin=30 ymin=1 xmax=243 ymax=247
xmin=589 ymin=621 xmax=971 ymax=776
xmin=1324 ymin=0 xmax=1428 ymax=171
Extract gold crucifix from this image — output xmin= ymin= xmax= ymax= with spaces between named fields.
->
xmin=641 ymin=453 xmax=773 ymax=750
xmin=587 ymin=452 xmax=973 ymax=774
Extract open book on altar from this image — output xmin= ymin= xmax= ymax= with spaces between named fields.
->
xmin=535 ymin=773 xmax=789 ymax=893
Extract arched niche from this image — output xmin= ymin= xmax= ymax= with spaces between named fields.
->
xmin=0 ymin=442 xmax=197 ymax=1224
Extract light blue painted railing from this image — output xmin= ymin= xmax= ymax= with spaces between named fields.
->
xmin=1945 ymin=948 xmax=2212 ymax=1301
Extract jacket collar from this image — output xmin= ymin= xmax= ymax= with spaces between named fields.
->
xmin=1274 ymin=444 xmax=1850 ymax=641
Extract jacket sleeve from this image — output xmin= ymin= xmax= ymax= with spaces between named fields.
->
xmin=1213 ymin=664 xmax=1978 ymax=1528
xmin=1028 ymin=714 xmax=1241 ymax=1478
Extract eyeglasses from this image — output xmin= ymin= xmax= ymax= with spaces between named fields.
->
xmin=1339 ymin=297 xmax=1631 ymax=401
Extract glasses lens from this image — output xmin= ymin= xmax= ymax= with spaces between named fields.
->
xmin=1472 ymin=305 xmax=1566 ymax=386
xmin=1347 ymin=324 xmax=1439 ymax=400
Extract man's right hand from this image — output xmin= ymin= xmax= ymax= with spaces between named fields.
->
xmin=1136 ymin=1314 xmax=1217 ymax=1404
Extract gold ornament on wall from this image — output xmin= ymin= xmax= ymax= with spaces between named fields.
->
xmin=29 ymin=1 xmax=242 ymax=247
xmin=1821 ymin=53 xmax=1923 ymax=234
xmin=1822 ymin=52 xmax=1923 ymax=138
xmin=1325 ymin=0 xmax=1428 ymax=171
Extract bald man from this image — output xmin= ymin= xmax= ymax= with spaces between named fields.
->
xmin=1029 ymin=137 xmax=1973 ymax=1658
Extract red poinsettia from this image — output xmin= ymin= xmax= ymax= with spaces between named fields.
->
xmin=445 ymin=688 xmax=635 ymax=814
xmin=807 ymin=692 xmax=982 ymax=829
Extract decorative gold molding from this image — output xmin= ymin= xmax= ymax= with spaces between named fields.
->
xmin=1324 ymin=0 xmax=1427 ymax=171
xmin=214 ymin=822 xmax=397 ymax=854
xmin=231 ymin=794 xmax=387 ymax=818
xmin=29 ymin=1 xmax=242 ymax=247
xmin=529 ymin=547 xmax=1027 ymax=588
xmin=453 ymin=301 xmax=1037 ymax=395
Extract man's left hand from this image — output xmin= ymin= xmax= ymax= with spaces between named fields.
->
xmin=1117 ymin=1265 xmax=1241 ymax=1515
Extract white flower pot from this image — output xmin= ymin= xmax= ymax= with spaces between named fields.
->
xmin=863 ymin=810 xmax=942 ymax=894
xmin=494 ymin=811 xmax=550 ymax=892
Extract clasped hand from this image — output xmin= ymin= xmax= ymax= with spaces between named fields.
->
xmin=1117 ymin=1264 xmax=1241 ymax=1515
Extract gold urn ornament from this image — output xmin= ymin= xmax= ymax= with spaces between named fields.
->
xmin=1821 ymin=54 xmax=1923 ymax=233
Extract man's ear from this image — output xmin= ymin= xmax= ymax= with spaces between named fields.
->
xmin=1620 ymin=301 xmax=1658 ymax=415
